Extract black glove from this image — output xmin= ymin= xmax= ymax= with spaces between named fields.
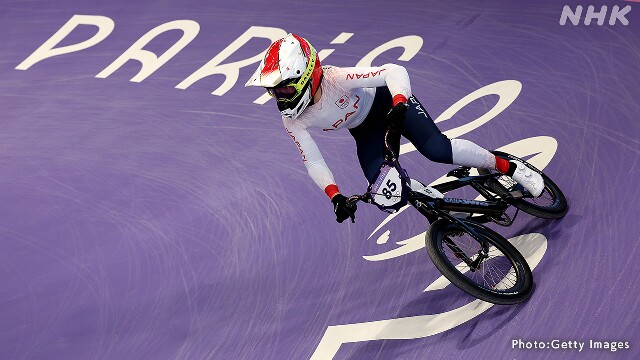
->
xmin=384 ymin=102 xmax=408 ymax=160
xmin=331 ymin=194 xmax=357 ymax=223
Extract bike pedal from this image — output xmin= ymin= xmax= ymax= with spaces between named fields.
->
xmin=447 ymin=167 xmax=471 ymax=179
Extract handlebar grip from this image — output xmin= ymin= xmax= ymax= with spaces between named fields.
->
xmin=346 ymin=197 xmax=359 ymax=207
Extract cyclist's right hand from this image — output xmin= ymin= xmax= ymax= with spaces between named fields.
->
xmin=331 ymin=194 xmax=357 ymax=223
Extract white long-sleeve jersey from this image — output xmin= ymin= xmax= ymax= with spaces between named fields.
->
xmin=282 ymin=64 xmax=411 ymax=198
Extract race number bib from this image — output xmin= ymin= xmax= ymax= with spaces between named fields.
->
xmin=368 ymin=161 xmax=409 ymax=212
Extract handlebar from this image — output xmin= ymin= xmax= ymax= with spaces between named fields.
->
xmin=346 ymin=194 xmax=367 ymax=208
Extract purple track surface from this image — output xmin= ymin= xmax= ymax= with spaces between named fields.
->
xmin=1 ymin=0 xmax=639 ymax=359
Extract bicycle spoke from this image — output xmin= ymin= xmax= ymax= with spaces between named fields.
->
xmin=494 ymin=268 xmax=518 ymax=290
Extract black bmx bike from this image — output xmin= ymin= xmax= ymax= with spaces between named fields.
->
xmin=347 ymin=139 xmax=567 ymax=305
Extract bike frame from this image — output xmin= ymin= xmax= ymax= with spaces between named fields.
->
xmin=351 ymin=156 xmax=514 ymax=268
xmin=353 ymin=158 xmax=509 ymax=223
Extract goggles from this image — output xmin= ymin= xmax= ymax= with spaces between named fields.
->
xmin=266 ymin=80 xmax=300 ymax=101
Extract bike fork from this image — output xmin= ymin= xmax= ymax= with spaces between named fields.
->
xmin=443 ymin=235 xmax=490 ymax=272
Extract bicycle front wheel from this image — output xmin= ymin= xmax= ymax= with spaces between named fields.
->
xmin=426 ymin=219 xmax=533 ymax=304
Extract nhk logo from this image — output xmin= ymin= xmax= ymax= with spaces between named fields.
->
xmin=560 ymin=3 xmax=633 ymax=26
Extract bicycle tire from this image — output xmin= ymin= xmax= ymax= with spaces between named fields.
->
xmin=477 ymin=151 xmax=568 ymax=219
xmin=426 ymin=219 xmax=533 ymax=304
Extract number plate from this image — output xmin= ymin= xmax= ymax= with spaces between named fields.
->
xmin=368 ymin=162 xmax=409 ymax=212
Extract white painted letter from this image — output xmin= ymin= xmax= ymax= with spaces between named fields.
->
xmin=16 ymin=15 xmax=115 ymax=70
xmin=356 ymin=35 xmax=423 ymax=67
xmin=176 ymin=26 xmax=287 ymax=95
xmin=96 ymin=20 xmax=200 ymax=82
xmin=312 ymin=233 xmax=548 ymax=360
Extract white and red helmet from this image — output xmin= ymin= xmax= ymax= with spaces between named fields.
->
xmin=245 ymin=34 xmax=323 ymax=120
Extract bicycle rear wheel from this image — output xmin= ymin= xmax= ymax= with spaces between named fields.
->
xmin=426 ymin=219 xmax=533 ymax=304
xmin=478 ymin=151 xmax=568 ymax=219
